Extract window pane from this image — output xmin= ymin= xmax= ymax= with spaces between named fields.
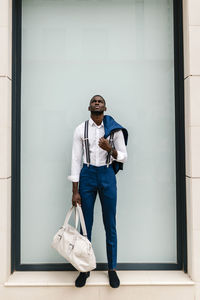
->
xmin=21 ymin=0 xmax=176 ymax=264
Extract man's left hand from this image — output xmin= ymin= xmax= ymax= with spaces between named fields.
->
xmin=98 ymin=137 xmax=112 ymax=152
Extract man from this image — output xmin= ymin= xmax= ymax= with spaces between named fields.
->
xmin=68 ymin=95 xmax=128 ymax=288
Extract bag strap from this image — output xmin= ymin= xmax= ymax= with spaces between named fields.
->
xmin=76 ymin=204 xmax=87 ymax=237
xmin=106 ymin=132 xmax=115 ymax=167
xmin=63 ymin=205 xmax=87 ymax=237
xmin=63 ymin=206 xmax=74 ymax=227
xmin=62 ymin=206 xmax=78 ymax=230
xmin=75 ymin=208 xmax=79 ymax=229
xmin=84 ymin=120 xmax=90 ymax=166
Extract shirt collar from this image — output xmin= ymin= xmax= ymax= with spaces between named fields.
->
xmin=89 ymin=117 xmax=104 ymax=128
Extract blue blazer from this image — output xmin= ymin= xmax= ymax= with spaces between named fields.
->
xmin=103 ymin=115 xmax=128 ymax=174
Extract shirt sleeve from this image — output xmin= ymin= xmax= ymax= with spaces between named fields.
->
xmin=67 ymin=126 xmax=83 ymax=182
xmin=113 ymin=130 xmax=128 ymax=163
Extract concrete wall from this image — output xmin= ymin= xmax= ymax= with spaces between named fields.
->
xmin=0 ymin=0 xmax=200 ymax=299
xmin=0 ymin=0 xmax=12 ymax=286
xmin=183 ymin=0 xmax=200 ymax=297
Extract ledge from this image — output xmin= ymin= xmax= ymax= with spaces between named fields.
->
xmin=4 ymin=271 xmax=194 ymax=287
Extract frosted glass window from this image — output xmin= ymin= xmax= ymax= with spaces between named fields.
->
xmin=21 ymin=0 xmax=176 ymax=264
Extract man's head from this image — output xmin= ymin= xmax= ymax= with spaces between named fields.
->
xmin=88 ymin=95 xmax=107 ymax=115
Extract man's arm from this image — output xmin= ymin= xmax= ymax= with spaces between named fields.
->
xmin=112 ymin=130 xmax=127 ymax=163
xmin=68 ymin=126 xmax=83 ymax=206
xmin=72 ymin=182 xmax=81 ymax=207
xmin=98 ymin=130 xmax=127 ymax=163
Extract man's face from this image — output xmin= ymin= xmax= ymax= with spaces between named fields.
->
xmin=88 ymin=96 xmax=106 ymax=113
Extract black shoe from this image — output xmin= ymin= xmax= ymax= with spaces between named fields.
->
xmin=75 ymin=272 xmax=90 ymax=287
xmin=108 ymin=270 xmax=120 ymax=288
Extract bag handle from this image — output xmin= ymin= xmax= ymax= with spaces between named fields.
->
xmin=63 ymin=205 xmax=87 ymax=237
xmin=75 ymin=208 xmax=79 ymax=229
xmin=75 ymin=204 xmax=87 ymax=237
xmin=63 ymin=206 xmax=78 ymax=229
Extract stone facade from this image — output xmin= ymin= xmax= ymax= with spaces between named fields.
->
xmin=0 ymin=0 xmax=200 ymax=299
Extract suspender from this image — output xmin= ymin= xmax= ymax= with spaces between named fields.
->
xmin=84 ymin=120 xmax=90 ymax=167
xmin=84 ymin=121 xmax=114 ymax=167
xmin=106 ymin=131 xmax=114 ymax=167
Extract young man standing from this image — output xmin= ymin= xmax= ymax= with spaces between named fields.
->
xmin=68 ymin=95 xmax=128 ymax=288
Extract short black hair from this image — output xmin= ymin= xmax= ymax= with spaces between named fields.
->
xmin=90 ymin=95 xmax=106 ymax=106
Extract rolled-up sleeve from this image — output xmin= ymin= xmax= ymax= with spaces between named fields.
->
xmin=113 ymin=130 xmax=128 ymax=163
xmin=68 ymin=126 xmax=83 ymax=182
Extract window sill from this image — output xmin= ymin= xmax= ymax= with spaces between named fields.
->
xmin=4 ymin=270 xmax=194 ymax=287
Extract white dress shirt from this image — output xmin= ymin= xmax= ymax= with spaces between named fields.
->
xmin=68 ymin=117 xmax=128 ymax=182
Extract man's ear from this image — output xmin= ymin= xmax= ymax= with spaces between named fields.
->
xmin=88 ymin=106 xmax=91 ymax=111
xmin=104 ymin=107 xmax=107 ymax=111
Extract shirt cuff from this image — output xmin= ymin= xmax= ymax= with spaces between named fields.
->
xmin=114 ymin=150 xmax=127 ymax=163
xmin=67 ymin=175 xmax=79 ymax=182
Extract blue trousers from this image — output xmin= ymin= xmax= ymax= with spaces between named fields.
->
xmin=79 ymin=163 xmax=117 ymax=270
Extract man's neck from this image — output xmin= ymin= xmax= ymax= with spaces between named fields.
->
xmin=90 ymin=113 xmax=104 ymax=126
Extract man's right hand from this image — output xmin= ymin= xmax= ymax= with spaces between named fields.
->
xmin=72 ymin=192 xmax=81 ymax=207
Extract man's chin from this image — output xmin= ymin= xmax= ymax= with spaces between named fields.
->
xmin=91 ymin=111 xmax=104 ymax=116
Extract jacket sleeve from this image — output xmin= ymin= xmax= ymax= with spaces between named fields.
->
xmin=68 ymin=126 xmax=83 ymax=182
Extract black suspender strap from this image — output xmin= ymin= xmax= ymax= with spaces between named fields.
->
xmin=106 ymin=131 xmax=115 ymax=167
xmin=84 ymin=121 xmax=115 ymax=167
xmin=84 ymin=120 xmax=90 ymax=166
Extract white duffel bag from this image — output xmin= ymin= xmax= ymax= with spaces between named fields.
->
xmin=51 ymin=204 xmax=96 ymax=272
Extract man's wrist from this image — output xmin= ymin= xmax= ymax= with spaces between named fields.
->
xmin=108 ymin=147 xmax=114 ymax=155
xmin=72 ymin=182 xmax=79 ymax=194
xmin=107 ymin=145 xmax=112 ymax=153
xmin=109 ymin=147 xmax=118 ymax=159
xmin=73 ymin=191 xmax=79 ymax=195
